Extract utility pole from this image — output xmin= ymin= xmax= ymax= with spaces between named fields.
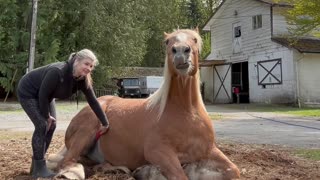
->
xmin=28 ymin=0 xmax=38 ymax=73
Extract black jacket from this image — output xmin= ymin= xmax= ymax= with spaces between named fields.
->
xmin=17 ymin=59 xmax=109 ymax=126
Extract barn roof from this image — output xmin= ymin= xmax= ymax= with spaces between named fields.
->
xmin=199 ymin=60 xmax=225 ymax=67
xmin=272 ymin=37 xmax=320 ymax=53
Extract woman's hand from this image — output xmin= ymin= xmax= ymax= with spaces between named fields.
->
xmin=47 ymin=115 xmax=56 ymax=132
xmin=99 ymin=125 xmax=110 ymax=135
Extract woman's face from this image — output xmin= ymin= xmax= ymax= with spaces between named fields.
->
xmin=74 ymin=58 xmax=94 ymax=78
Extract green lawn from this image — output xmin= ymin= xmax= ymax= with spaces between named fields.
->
xmin=295 ymin=149 xmax=320 ymax=161
xmin=275 ymin=109 xmax=320 ymax=117
xmin=231 ymin=104 xmax=320 ymax=118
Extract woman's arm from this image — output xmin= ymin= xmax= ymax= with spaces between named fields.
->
xmin=81 ymin=85 xmax=109 ymax=127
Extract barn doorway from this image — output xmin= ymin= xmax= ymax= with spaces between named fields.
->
xmin=232 ymin=61 xmax=249 ymax=103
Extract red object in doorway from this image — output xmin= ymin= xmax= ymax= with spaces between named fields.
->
xmin=233 ymin=87 xmax=240 ymax=94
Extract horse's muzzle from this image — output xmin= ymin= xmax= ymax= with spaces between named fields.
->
xmin=176 ymin=63 xmax=190 ymax=69
xmin=174 ymin=54 xmax=190 ymax=70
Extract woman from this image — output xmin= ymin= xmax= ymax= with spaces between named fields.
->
xmin=17 ymin=49 xmax=109 ymax=178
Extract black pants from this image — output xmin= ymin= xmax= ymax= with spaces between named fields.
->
xmin=18 ymin=98 xmax=56 ymax=160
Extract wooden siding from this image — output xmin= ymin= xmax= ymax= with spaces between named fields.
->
xmin=248 ymin=48 xmax=296 ymax=104
xmin=298 ymin=53 xmax=320 ymax=106
xmin=210 ymin=0 xmax=282 ymax=62
xmin=272 ymin=7 xmax=292 ymax=35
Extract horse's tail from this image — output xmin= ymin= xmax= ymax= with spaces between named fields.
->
xmin=47 ymin=145 xmax=67 ymax=170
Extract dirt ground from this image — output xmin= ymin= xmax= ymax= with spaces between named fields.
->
xmin=0 ymin=130 xmax=319 ymax=180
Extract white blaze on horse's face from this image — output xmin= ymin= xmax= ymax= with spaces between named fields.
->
xmin=171 ymin=32 xmax=194 ymax=75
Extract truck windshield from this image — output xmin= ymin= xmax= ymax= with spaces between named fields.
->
xmin=123 ymin=79 xmax=139 ymax=86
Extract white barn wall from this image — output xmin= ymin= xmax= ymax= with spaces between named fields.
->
xmin=248 ymin=48 xmax=296 ymax=103
xmin=298 ymin=53 xmax=320 ymax=106
xmin=200 ymin=67 xmax=214 ymax=102
xmin=210 ymin=0 xmax=274 ymax=62
xmin=272 ymin=7 xmax=292 ymax=36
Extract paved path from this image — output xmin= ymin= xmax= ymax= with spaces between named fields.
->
xmin=1 ymin=102 xmax=319 ymax=148
xmin=206 ymin=105 xmax=320 ymax=149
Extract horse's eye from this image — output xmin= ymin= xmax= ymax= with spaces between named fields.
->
xmin=185 ymin=47 xmax=190 ymax=53
xmin=193 ymin=38 xmax=197 ymax=43
xmin=172 ymin=47 xmax=177 ymax=53
xmin=165 ymin=39 xmax=169 ymax=45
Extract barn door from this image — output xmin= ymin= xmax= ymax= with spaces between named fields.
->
xmin=213 ymin=63 xmax=232 ymax=103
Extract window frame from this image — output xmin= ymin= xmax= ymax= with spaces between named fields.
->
xmin=252 ymin=14 xmax=262 ymax=30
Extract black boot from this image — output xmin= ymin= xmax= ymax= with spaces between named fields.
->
xmin=29 ymin=158 xmax=33 ymax=174
xmin=31 ymin=159 xmax=56 ymax=178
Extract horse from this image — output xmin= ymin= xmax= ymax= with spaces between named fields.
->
xmin=48 ymin=28 xmax=240 ymax=180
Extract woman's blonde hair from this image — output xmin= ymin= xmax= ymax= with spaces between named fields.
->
xmin=68 ymin=49 xmax=99 ymax=88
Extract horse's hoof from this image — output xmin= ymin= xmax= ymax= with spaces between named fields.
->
xmin=93 ymin=163 xmax=131 ymax=174
xmin=57 ymin=163 xmax=85 ymax=180
xmin=183 ymin=163 xmax=223 ymax=180
xmin=224 ymin=166 xmax=240 ymax=180
xmin=133 ymin=165 xmax=166 ymax=180
xmin=47 ymin=153 xmax=65 ymax=170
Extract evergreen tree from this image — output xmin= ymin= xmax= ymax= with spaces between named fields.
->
xmin=0 ymin=0 xmax=30 ymax=95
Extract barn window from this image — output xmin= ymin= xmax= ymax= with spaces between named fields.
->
xmin=234 ymin=26 xmax=241 ymax=37
xmin=257 ymin=59 xmax=282 ymax=85
xmin=252 ymin=15 xmax=262 ymax=29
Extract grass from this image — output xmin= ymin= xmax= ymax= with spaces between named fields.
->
xmin=209 ymin=114 xmax=223 ymax=121
xmin=276 ymin=109 xmax=320 ymax=117
xmin=294 ymin=149 xmax=320 ymax=161
xmin=230 ymin=104 xmax=320 ymax=118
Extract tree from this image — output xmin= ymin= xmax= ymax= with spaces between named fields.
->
xmin=277 ymin=0 xmax=320 ymax=37
xmin=181 ymin=0 xmax=221 ymax=60
xmin=0 ymin=0 xmax=30 ymax=95
xmin=141 ymin=0 xmax=183 ymax=67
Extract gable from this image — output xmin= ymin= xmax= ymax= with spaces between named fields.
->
xmin=203 ymin=0 xmax=291 ymax=31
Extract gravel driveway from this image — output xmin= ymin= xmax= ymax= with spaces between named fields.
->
xmin=1 ymin=102 xmax=319 ymax=149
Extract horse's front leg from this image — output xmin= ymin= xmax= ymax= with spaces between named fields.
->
xmin=58 ymin=129 xmax=96 ymax=169
xmin=208 ymin=146 xmax=240 ymax=179
xmin=144 ymin=144 xmax=187 ymax=180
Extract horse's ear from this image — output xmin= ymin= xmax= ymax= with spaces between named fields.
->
xmin=164 ymin=32 xmax=169 ymax=38
xmin=194 ymin=27 xmax=199 ymax=33
xmin=164 ymin=32 xmax=170 ymax=45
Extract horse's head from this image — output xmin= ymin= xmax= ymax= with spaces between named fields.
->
xmin=164 ymin=29 xmax=202 ymax=76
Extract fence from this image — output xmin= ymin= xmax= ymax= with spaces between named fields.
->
xmin=94 ymin=88 xmax=117 ymax=97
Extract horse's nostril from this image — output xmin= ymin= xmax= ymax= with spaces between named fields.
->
xmin=185 ymin=47 xmax=190 ymax=53
xmin=172 ymin=47 xmax=177 ymax=54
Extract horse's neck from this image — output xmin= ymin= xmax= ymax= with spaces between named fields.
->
xmin=168 ymin=75 xmax=202 ymax=110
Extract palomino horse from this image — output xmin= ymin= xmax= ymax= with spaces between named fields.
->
xmin=49 ymin=29 xmax=240 ymax=180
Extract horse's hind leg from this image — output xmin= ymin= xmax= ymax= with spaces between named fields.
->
xmin=208 ymin=147 xmax=240 ymax=179
xmin=47 ymin=145 xmax=67 ymax=170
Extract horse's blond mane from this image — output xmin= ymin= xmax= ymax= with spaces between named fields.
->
xmin=146 ymin=29 xmax=203 ymax=119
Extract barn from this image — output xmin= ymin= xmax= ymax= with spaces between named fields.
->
xmin=200 ymin=0 xmax=320 ymax=107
